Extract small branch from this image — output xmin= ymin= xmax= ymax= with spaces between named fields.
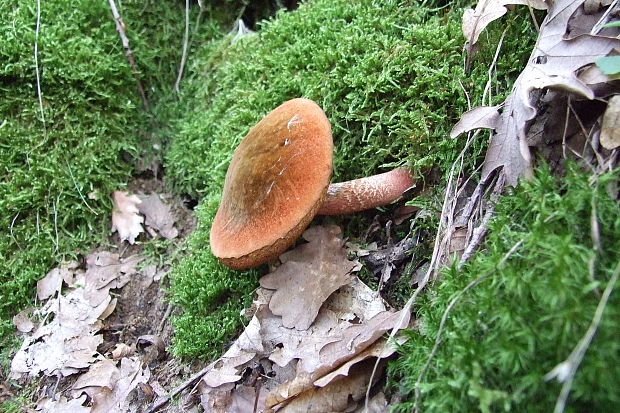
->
xmin=108 ymin=0 xmax=150 ymax=112
xmin=174 ymin=0 xmax=191 ymax=93
xmin=460 ymin=173 xmax=506 ymax=264
xmin=144 ymin=363 xmax=213 ymax=413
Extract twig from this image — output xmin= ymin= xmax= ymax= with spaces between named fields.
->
xmin=174 ymin=0 xmax=190 ymax=93
xmin=546 ymin=260 xmax=620 ymax=413
xmin=66 ymin=161 xmax=98 ymax=215
xmin=460 ymin=173 xmax=506 ymax=264
xmin=34 ymin=0 xmax=45 ymax=134
xmin=108 ymin=0 xmax=150 ymax=111
xmin=414 ymin=239 xmax=524 ymax=412
xmin=591 ymin=0 xmax=619 ymax=35
xmin=10 ymin=213 xmax=22 ymax=250
xmin=144 ymin=363 xmax=213 ymax=413
xmin=482 ymin=28 xmax=507 ymax=107
xmin=156 ymin=302 xmax=173 ymax=335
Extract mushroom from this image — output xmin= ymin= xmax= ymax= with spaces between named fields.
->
xmin=210 ymin=98 xmax=415 ymax=269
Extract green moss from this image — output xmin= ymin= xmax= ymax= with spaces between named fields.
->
xmin=0 ymin=0 xmax=231 ymax=363
xmin=169 ymin=194 xmax=259 ymax=359
xmin=166 ymin=0 xmax=536 ymax=357
xmin=0 ymin=0 xmax=140 ymax=350
xmin=389 ymin=166 xmax=620 ymax=412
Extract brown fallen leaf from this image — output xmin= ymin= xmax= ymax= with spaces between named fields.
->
xmin=36 ymin=394 xmax=90 ymax=413
xmin=72 ymin=357 xmax=150 ymax=413
xmin=601 ymin=94 xmax=620 ymax=150
xmin=111 ymin=191 xmax=144 ymax=244
xmin=462 ymin=0 xmax=548 ymax=55
xmin=453 ymin=0 xmax=620 ymax=185
xmin=83 ymin=252 xmax=143 ymax=307
xmin=273 ymin=359 xmax=382 ymax=413
xmin=137 ymin=193 xmax=179 ymax=239
xmin=12 ymin=308 xmax=34 ymax=333
xmin=260 ymin=225 xmax=360 ymax=330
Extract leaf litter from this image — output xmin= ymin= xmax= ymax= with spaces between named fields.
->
xmin=198 ymin=225 xmax=411 ymax=413
xmin=453 ymin=0 xmax=620 ymax=185
xmin=9 ymin=189 xmax=190 ymax=412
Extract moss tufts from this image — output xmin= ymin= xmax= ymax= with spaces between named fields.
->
xmin=389 ymin=166 xmax=620 ymax=412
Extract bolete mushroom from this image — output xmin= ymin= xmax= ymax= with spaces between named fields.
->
xmin=210 ymin=98 xmax=414 ymax=269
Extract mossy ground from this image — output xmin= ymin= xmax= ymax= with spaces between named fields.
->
xmin=389 ymin=166 xmax=620 ymax=411
xmin=4 ymin=0 xmax=615 ymax=411
xmin=166 ymin=0 xmax=536 ymax=358
xmin=0 ymin=0 xmax=230 ymax=370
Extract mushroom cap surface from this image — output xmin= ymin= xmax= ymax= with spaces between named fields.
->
xmin=210 ymin=98 xmax=333 ymax=269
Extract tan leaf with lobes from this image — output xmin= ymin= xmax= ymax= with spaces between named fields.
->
xmin=455 ymin=0 xmax=620 ymax=185
xmin=137 ymin=193 xmax=179 ymax=239
xmin=260 ymin=225 xmax=360 ymax=331
xmin=111 ymin=191 xmax=144 ymax=244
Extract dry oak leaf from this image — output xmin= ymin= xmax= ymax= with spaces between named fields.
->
xmin=137 ymin=193 xmax=179 ymax=239
xmin=260 ymin=225 xmax=360 ymax=331
xmin=463 ymin=0 xmax=547 ymax=52
xmin=453 ymin=0 xmax=620 ymax=185
xmin=111 ymin=191 xmax=144 ymax=244
xmin=71 ymin=357 xmax=150 ymax=413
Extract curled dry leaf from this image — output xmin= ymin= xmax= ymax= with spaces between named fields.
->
xmin=111 ymin=191 xmax=144 ymax=244
xmin=260 ymin=225 xmax=360 ymax=330
xmin=71 ymin=357 xmax=150 ymax=413
xmin=12 ymin=308 xmax=34 ymax=333
xmin=137 ymin=193 xmax=179 ymax=239
xmin=111 ymin=343 xmax=133 ymax=360
xmin=454 ymin=0 xmax=620 ymax=185
xmin=36 ymin=394 xmax=90 ymax=413
xmin=462 ymin=0 xmax=547 ymax=53
xmin=601 ymin=94 xmax=620 ymax=150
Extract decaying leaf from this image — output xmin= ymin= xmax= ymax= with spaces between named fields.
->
xmin=11 ymin=253 xmax=141 ymax=380
xmin=137 ymin=193 xmax=179 ymax=239
xmin=12 ymin=308 xmax=34 ymax=333
xmin=601 ymin=94 xmax=620 ymax=149
xmin=11 ymin=286 xmax=109 ymax=378
xmin=462 ymin=0 xmax=548 ymax=53
xmin=260 ymin=225 xmax=360 ymax=330
xmin=71 ymin=357 xmax=150 ymax=413
xmin=36 ymin=394 xmax=90 ymax=413
xmin=198 ymin=226 xmax=410 ymax=413
xmin=83 ymin=252 xmax=143 ymax=307
xmin=111 ymin=191 xmax=144 ymax=244
xmin=453 ymin=0 xmax=620 ymax=185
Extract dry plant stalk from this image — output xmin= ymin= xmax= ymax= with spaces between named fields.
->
xmin=108 ymin=0 xmax=150 ymax=112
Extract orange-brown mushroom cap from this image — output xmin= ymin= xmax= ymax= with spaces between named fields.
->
xmin=210 ymin=98 xmax=333 ymax=269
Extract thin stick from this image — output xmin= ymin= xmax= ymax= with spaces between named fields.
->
xmin=174 ymin=0 xmax=191 ymax=93
xmin=34 ymin=0 xmax=46 ymax=134
xmin=548 ymin=260 xmax=620 ymax=413
xmin=108 ymin=0 xmax=150 ymax=112
xmin=156 ymin=302 xmax=173 ymax=335
xmin=414 ymin=239 xmax=524 ymax=411
xmin=66 ymin=161 xmax=98 ymax=215
xmin=144 ymin=364 xmax=213 ymax=413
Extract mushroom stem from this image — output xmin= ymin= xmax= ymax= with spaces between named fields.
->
xmin=318 ymin=167 xmax=415 ymax=215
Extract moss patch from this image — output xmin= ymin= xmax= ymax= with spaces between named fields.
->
xmin=0 ymin=0 xmax=231 ymax=366
xmin=166 ymin=0 xmax=536 ymax=358
xmin=389 ymin=166 xmax=620 ymax=411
